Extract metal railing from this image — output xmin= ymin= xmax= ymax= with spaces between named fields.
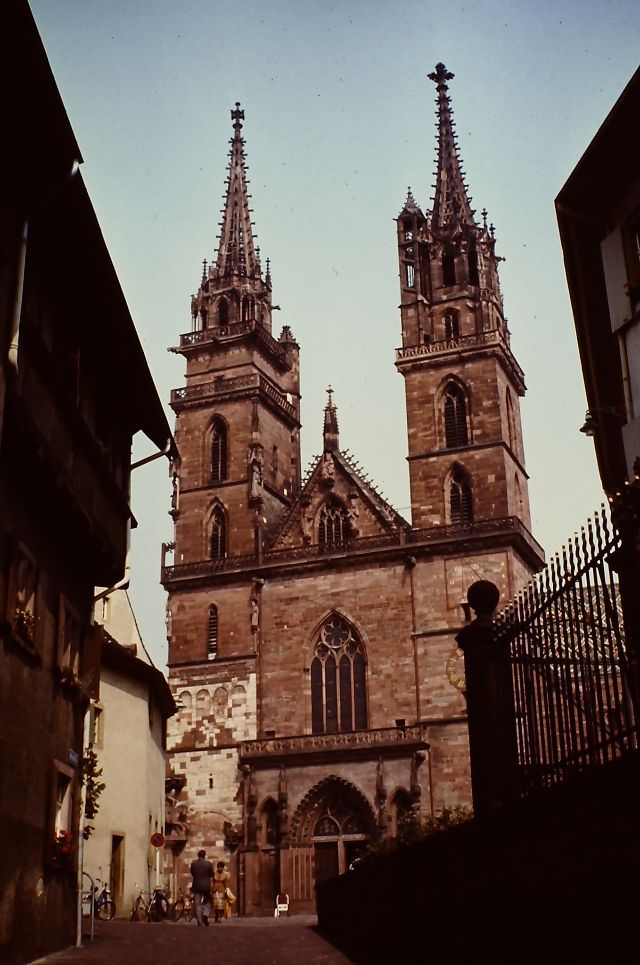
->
xmin=494 ymin=503 xmax=638 ymax=797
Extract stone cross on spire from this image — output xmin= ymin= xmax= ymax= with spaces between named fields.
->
xmin=428 ymin=63 xmax=475 ymax=232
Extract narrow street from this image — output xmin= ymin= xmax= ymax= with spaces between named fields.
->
xmin=28 ymin=917 xmax=356 ymax=965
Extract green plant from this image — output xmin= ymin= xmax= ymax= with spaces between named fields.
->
xmin=82 ymin=748 xmax=105 ymax=838
xmin=360 ymin=805 xmax=473 ymax=865
xmin=423 ymin=804 xmax=473 ymax=836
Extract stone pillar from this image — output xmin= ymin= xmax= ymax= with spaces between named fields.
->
xmin=455 ymin=580 xmax=518 ymax=817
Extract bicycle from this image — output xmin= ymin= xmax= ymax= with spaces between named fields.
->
xmin=83 ymin=878 xmax=115 ymax=921
xmin=171 ymin=889 xmax=195 ymax=922
xmin=130 ymin=885 xmax=169 ymax=922
xmin=93 ymin=879 xmax=116 ymax=920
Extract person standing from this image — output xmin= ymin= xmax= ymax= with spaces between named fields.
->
xmin=190 ymin=849 xmax=214 ymax=927
xmin=212 ymin=860 xmax=230 ymax=923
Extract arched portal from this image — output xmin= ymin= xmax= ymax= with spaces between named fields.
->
xmin=287 ymin=776 xmax=376 ymax=909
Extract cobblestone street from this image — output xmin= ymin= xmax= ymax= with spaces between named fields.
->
xmin=28 ymin=917 xmax=355 ymax=965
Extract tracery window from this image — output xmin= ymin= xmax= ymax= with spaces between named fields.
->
xmin=211 ymin=418 xmax=227 ymax=482
xmin=318 ymin=497 xmax=351 ymax=548
xmin=443 ymin=382 xmax=469 ymax=448
xmin=443 ymin=310 xmax=460 ymax=340
xmin=311 ymin=615 xmax=367 ymax=735
xmin=218 ymin=298 xmax=229 ymax=325
xmin=208 ymin=605 xmax=218 ymax=660
xmin=449 ymin=467 xmax=473 ymax=526
xmin=210 ymin=505 xmax=226 ymax=560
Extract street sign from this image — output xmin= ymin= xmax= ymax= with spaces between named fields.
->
xmin=150 ymin=832 xmax=165 ymax=848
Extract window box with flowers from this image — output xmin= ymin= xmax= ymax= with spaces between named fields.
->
xmin=51 ymin=828 xmax=77 ymax=869
xmin=56 ymin=664 xmax=90 ymax=702
xmin=14 ymin=605 xmax=35 ymax=642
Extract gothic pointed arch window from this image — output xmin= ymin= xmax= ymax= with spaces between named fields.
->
xmin=311 ymin=614 xmax=367 ymax=735
xmin=211 ymin=418 xmax=227 ymax=483
xmin=208 ymin=605 xmax=218 ymax=660
xmin=218 ymin=298 xmax=229 ymax=326
xmin=449 ymin=466 xmax=473 ymax=526
xmin=442 ymin=248 xmax=456 ymax=287
xmin=443 ymin=381 xmax=469 ymax=448
xmin=317 ymin=496 xmax=351 ymax=549
xmin=443 ymin=309 xmax=460 ymax=340
xmin=210 ymin=504 xmax=227 ymax=560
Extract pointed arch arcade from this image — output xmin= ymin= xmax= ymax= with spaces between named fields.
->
xmin=310 ymin=613 xmax=367 ymax=735
xmin=317 ymin=496 xmax=351 ymax=548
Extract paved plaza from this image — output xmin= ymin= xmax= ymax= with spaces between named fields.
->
xmin=28 ymin=917 xmax=356 ymax=965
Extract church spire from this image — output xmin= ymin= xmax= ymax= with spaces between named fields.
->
xmin=323 ymin=386 xmax=339 ymax=453
xmin=213 ymin=102 xmax=260 ymax=281
xmin=428 ymin=63 xmax=475 ymax=232
xmin=190 ymin=103 xmax=274 ymax=333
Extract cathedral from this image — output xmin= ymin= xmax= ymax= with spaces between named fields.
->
xmin=163 ymin=64 xmax=544 ymax=915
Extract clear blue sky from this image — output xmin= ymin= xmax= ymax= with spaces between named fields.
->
xmin=29 ymin=0 xmax=640 ymax=669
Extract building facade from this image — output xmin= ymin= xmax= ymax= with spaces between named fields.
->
xmin=164 ymin=66 xmax=544 ymax=915
xmin=0 ymin=3 xmax=171 ymax=962
xmin=84 ymin=592 xmax=175 ymax=918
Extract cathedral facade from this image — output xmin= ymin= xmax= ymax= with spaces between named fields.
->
xmin=163 ymin=65 xmax=544 ymax=915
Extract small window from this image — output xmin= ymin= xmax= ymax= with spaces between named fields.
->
xmin=450 ymin=467 xmax=473 ymax=525
xmin=407 ymin=264 xmax=415 ymax=288
xmin=404 ymin=221 xmax=413 ymax=241
xmin=443 ymin=311 xmax=460 ymax=340
xmin=57 ymin=597 xmax=81 ymax=673
xmin=91 ymin=705 xmax=104 ymax=748
xmin=208 ymin=605 xmax=218 ymax=660
xmin=211 ymin=419 xmax=227 ymax=483
xmin=49 ymin=759 xmax=75 ymax=865
xmin=468 ymin=246 xmax=479 ymax=286
xmin=210 ymin=506 xmax=226 ymax=560
xmin=443 ymin=383 xmax=469 ymax=448
xmin=442 ymin=250 xmax=456 ymax=287
xmin=7 ymin=542 xmax=38 ymax=648
xmin=218 ymin=298 xmax=229 ymax=325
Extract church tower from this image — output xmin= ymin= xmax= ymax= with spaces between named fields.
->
xmin=396 ymin=64 xmax=531 ymax=535
xmin=167 ymin=104 xmax=302 ymax=664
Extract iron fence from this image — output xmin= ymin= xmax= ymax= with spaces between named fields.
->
xmin=494 ymin=503 xmax=638 ymax=797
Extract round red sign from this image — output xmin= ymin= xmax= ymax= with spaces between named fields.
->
xmin=150 ymin=832 xmax=165 ymax=848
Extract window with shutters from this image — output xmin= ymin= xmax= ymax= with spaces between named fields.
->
xmin=443 ymin=382 xmax=469 ymax=448
xmin=311 ymin=614 xmax=367 ymax=735
xmin=449 ymin=466 xmax=473 ymax=525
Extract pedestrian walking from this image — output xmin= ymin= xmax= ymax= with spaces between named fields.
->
xmin=190 ymin=849 xmax=214 ymax=927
